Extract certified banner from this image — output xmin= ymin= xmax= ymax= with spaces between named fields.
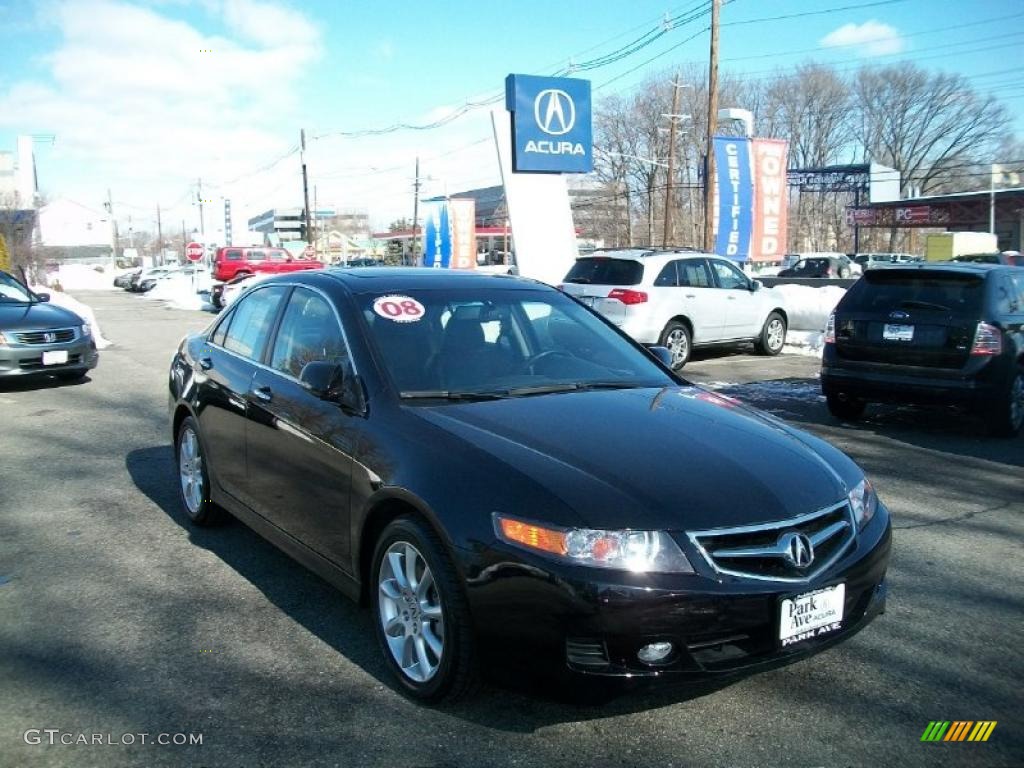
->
xmin=449 ymin=199 xmax=477 ymax=270
xmin=421 ymin=199 xmax=451 ymax=268
xmin=751 ymin=139 xmax=788 ymax=261
xmin=713 ymin=137 xmax=753 ymax=261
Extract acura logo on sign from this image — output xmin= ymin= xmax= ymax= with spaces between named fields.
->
xmin=780 ymin=532 xmax=815 ymax=568
xmin=534 ymin=89 xmax=575 ymax=135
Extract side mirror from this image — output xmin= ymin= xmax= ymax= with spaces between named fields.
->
xmin=750 ymin=280 xmax=761 ymax=292
xmin=299 ymin=360 xmax=366 ymax=414
xmin=648 ymin=345 xmax=673 ymax=368
xmin=35 ymin=292 xmax=51 ymax=302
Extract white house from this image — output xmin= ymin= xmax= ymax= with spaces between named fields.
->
xmin=36 ymin=198 xmax=111 ymax=248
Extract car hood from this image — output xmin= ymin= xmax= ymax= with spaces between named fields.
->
xmin=0 ymin=301 xmax=83 ymax=331
xmin=414 ymin=386 xmax=854 ymax=532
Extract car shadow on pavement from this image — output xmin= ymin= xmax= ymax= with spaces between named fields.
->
xmin=0 ymin=374 xmax=93 ymax=392
xmin=125 ymin=444 xmax=748 ymax=727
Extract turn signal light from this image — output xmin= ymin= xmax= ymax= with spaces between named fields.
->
xmin=497 ymin=517 xmax=567 ymax=555
xmin=607 ymin=288 xmax=648 ymax=305
xmin=970 ymin=322 xmax=1002 ymax=356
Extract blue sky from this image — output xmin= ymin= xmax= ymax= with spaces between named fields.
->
xmin=1 ymin=0 xmax=1022 ymax=235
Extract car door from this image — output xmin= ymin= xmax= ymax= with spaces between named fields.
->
xmin=709 ymin=258 xmax=761 ymax=339
xmin=245 ymin=285 xmax=357 ymax=570
xmin=673 ymin=258 xmax=725 ymax=343
xmin=199 ymin=285 xmax=289 ymax=506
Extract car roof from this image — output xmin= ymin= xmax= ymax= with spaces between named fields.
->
xmin=870 ymin=261 xmax=1002 ymax=275
xmin=577 ymin=248 xmax=715 ymax=262
xmin=316 ymin=267 xmax=550 ymax=293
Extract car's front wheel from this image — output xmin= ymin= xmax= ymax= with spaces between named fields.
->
xmin=371 ymin=516 xmax=477 ymax=701
xmin=755 ymin=312 xmax=786 ymax=356
xmin=659 ymin=320 xmax=691 ymax=369
xmin=986 ymin=368 xmax=1024 ymax=437
xmin=176 ymin=416 xmax=224 ymax=525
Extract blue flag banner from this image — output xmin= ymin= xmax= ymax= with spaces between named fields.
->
xmin=422 ymin=199 xmax=451 ymax=268
xmin=713 ymin=137 xmax=753 ymax=261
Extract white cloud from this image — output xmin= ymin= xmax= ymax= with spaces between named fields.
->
xmin=0 ymin=0 xmax=323 ymax=226
xmin=820 ymin=20 xmax=904 ymax=56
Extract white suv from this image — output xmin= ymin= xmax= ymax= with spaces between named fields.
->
xmin=560 ymin=249 xmax=789 ymax=369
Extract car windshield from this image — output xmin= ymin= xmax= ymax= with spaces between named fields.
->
xmin=0 ymin=271 xmax=34 ymax=303
xmin=844 ymin=271 xmax=985 ymax=314
xmin=358 ymin=287 xmax=673 ymax=398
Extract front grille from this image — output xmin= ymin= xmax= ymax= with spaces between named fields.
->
xmin=687 ymin=502 xmax=856 ymax=583
xmin=565 ymin=637 xmax=610 ymax=668
xmin=15 ymin=328 xmax=76 ymax=345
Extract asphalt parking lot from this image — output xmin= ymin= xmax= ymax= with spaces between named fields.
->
xmin=2 ymin=290 xmax=1021 ymax=768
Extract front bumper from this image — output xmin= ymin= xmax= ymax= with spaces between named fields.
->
xmin=0 ymin=335 xmax=99 ymax=377
xmin=465 ymin=504 xmax=891 ymax=680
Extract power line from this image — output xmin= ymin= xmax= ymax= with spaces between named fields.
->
xmin=723 ymin=0 xmax=913 ymax=27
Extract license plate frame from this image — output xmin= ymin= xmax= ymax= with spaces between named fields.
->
xmin=42 ymin=350 xmax=69 ymax=365
xmin=882 ymin=323 xmax=914 ymax=342
xmin=778 ymin=582 xmax=845 ymax=647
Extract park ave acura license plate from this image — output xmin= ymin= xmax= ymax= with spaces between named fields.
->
xmin=779 ymin=583 xmax=845 ymax=647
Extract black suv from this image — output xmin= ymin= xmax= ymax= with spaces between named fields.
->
xmin=821 ymin=263 xmax=1024 ymax=436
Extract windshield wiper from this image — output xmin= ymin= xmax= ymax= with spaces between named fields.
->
xmin=898 ymin=299 xmax=950 ymax=312
xmin=400 ymin=390 xmax=509 ymax=401
xmin=502 ymin=381 xmax=649 ymax=397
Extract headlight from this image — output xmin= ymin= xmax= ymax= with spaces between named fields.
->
xmin=494 ymin=514 xmax=694 ymax=573
xmin=848 ymin=477 xmax=878 ymax=530
xmin=80 ymin=323 xmax=92 ymax=337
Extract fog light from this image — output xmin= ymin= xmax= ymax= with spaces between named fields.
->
xmin=638 ymin=641 xmax=674 ymax=664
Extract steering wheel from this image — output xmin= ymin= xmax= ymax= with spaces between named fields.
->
xmin=520 ymin=350 xmax=576 ymax=375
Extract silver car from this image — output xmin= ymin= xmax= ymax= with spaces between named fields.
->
xmin=0 ymin=270 xmax=99 ymax=381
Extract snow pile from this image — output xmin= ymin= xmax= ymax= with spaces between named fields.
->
xmin=30 ymin=285 xmax=112 ymax=349
xmin=52 ymin=263 xmax=128 ymax=291
xmin=783 ymin=330 xmax=826 ymax=357
xmin=142 ymin=274 xmax=212 ymax=311
xmin=773 ymin=284 xmax=847 ymax=331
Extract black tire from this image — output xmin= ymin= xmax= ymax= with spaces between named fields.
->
xmin=985 ymin=368 xmax=1024 ymax=438
xmin=370 ymin=516 xmax=478 ymax=702
xmin=755 ymin=311 xmax=787 ymax=356
xmin=56 ymin=370 xmax=87 ymax=382
xmin=175 ymin=416 xmax=225 ymax=525
xmin=826 ymin=391 xmax=867 ymax=421
xmin=659 ymin=320 xmax=691 ymax=370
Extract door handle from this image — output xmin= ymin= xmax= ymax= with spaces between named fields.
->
xmin=251 ymin=386 xmax=273 ymax=403
xmin=198 ymin=357 xmax=213 ymax=371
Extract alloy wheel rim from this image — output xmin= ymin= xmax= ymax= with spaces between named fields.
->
xmin=666 ymin=329 xmax=688 ymax=365
xmin=767 ymin=319 xmax=784 ymax=351
xmin=178 ymin=428 xmax=203 ymax=515
xmin=1011 ymin=374 xmax=1024 ymax=430
xmin=378 ymin=542 xmax=444 ymax=683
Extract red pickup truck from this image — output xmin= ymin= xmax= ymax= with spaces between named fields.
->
xmin=213 ymin=246 xmax=323 ymax=282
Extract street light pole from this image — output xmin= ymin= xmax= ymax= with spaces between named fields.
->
xmin=411 ymin=156 xmax=421 ymax=267
xmin=663 ymin=77 xmax=687 ymax=248
xmin=703 ymin=0 xmax=721 ymax=253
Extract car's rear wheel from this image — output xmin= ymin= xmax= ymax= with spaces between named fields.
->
xmin=986 ymin=369 xmax=1024 ymax=437
xmin=826 ymin=391 xmax=866 ymax=421
xmin=755 ymin=312 xmax=786 ymax=356
xmin=176 ymin=416 xmax=224 ymax=525
xmin=371 ymin=516 xmax=477 ymax=702
xmin=659 ymin=320 xmax=691 ymax=369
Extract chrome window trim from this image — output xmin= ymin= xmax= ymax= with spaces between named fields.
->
xmin=686 ymin=501 xmax=856 ymax=584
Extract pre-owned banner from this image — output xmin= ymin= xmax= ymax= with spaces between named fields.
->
xmin=750 ymin=139 xmax=788 ymax=261
xmin=421 ymin=199 xmax=451 ymax=268
xmin=449 ymin=199 xmax=477 ymax=270
xmin=713 ymin=137 xmax=753 ymax=260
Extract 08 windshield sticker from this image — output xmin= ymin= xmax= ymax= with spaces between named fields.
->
xmin=372 ymin=295 xmax=425 ymax=323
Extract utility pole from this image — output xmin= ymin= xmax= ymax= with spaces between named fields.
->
xmin=663 ymin=74 xmax=683 ymax=248
xmin=411 ymin=156 xmax=421 ymax=267
xmin=702 ymin=0 xmax=721 ymax=253
xmin=313 ymin=184 xmax=319 ymax=260
xmin=105 ymin=189 xmax=119 ymax=262
xmin=301 ymin=129 xmax=312 ymax=245
xmin=181 ymin=219 xmax=187 ymax=261
xmin=156 ymin=203 xmax=163 ymax=265
xmin=196 ymin=178 xmax=206 ymax=238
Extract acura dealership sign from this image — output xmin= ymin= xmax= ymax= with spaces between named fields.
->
xmin=505 ymin=74 xmax=592 ymax=173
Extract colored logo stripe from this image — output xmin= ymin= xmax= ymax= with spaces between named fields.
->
xmin=921 ymin=721 xmax=996 ymax=742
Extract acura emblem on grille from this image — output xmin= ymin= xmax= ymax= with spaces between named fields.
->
xmin=780 ymin=532 xmax=814 ymax=568
xmin=44 ymin=332 xmax=56 ymax=343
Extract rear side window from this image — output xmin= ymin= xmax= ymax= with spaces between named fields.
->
xmin=564 ymin=258 xmax=643 ymax=286
xmin=841 ymin=272 xmax=985 ymax=315
xmin=246 ymin=249 xmax=266 ymax=262
xmin=223 ymin=249 xmax=243 ymax=261
xmin=267 ymin=250 xmax=287 ymax=262
xmin=653 ymin=262 xmax=678 ymax=287
xmin=678 ymin=260 xmax=713 ymax=287
xmin=1010 ymin=273 xmax=1024 ymax=310
xmin=222 ymin=286 xmax=288 ymax=360
xmin=996 ymin=274 xmax=1021 ymax=315
xmin=270 ymin=288 xmax=349 ymax=378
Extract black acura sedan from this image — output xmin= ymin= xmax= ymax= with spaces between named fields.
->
xmin=168 ymin=269 xmax=891 ymax=701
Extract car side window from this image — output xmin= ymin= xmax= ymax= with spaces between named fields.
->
xmin=1011 ymin=274 xmax=1024 ymax=311
xmin=998 ymin=274 xmax=1021 ymax=314
xmin=270 ymin=288 xmax=350 ymax=379
xmin=247 ymin=249 xmax=266 ymax=262
xmin=679 ymin=260 xmax=713 ymax=288
xmin=653 ymin=262 xmax=678 ymax=287
xmin=222 ymin=286 xmax=288 ymax=361
xmin=225 ymin=249 xmax=243 ymax=261
xmin=210 ymin=309 xmax=234 ymax=346
xmin=710 ymin=259 xmax=749 ymax=290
